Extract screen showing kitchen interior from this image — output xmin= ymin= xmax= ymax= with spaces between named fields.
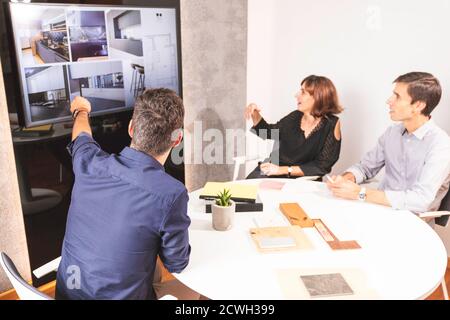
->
xmin=10 ymin=3 xmax=180 ymax=127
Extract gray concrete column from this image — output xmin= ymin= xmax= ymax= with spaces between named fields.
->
xmin=0 ymin=62 xmax=31 ymax=292
xmin=181 ymin=0 xmax=247 ymax=191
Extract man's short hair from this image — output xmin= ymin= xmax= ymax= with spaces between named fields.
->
xmin=394 ymin=72 xmax=442 ymax=116
xmin=131 ymin=88 xmax=184 ymax=156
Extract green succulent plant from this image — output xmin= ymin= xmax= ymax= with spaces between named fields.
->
xmin=215 ymin=188 xmax=232 ymax=207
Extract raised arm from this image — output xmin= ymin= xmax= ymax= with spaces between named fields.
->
xmin=245 ymin=103 xmax=285 ymax=140
xmin=70 ymin=96 xmax=92 ymax=141
xmin=244 ymin=103 xmax=262 ymax=126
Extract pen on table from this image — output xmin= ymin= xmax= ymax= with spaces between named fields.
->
xmin=325 ymin=175 xmax=335 ymax=183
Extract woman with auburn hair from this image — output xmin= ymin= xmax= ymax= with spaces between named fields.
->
xmin=244 ymin=75 xmax=343 ymax=179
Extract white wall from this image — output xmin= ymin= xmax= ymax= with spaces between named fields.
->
xmin=248 ymin=0 xmax=450 ymax=254
xmin=81 ymin=88 xmax=125 ymax=101
xmin=70 ymin=60 xmax=123 ymax=78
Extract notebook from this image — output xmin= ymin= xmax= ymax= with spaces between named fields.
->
xmin=199 ymin=182 xmax=258 ymax=203
xmin=300 ymin=273 xmax=354 ymax=298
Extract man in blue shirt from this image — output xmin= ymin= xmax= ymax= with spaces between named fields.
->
xmin=56 ymin=89 xmax=198 ymax=299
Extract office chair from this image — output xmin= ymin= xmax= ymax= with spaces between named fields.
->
xmin=419 ymin=187 xmax=450 ymax=228
xmin=0 ymin=252 xmax=52 ymax=300
xmin=130 ymin=63 xmax=138 ymax=94
xmin=418 ymin=187 xmax=450 ymax=300
xmin=1 ymin=253 xmax=177 ymax=300
xmin=12 ymin=252 xmax=178 ymax=300
xmin=135 ymin=65 xmax=145 ymax=97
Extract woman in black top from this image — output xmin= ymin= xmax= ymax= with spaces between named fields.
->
xmin=244 ymin=75 xmax=342 ymax=179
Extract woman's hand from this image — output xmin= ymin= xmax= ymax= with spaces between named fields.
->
xmin=260 ymin=162 xmax=282 ymax=176
xmin=244 ymin=103 xmax=262 ymax=125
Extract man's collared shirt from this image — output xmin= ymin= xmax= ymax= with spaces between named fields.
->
xmin=56 ymin=133 xmax=190 ymax=300
xmin=347 ymin=119 xmax=450 ymax=213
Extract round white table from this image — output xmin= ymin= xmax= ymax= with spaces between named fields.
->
xmin=174 ymin=179 xmax=447 ymax=300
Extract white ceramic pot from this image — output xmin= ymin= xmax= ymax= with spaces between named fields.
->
xmin=211 ymin=200 xmax=235 ymax=231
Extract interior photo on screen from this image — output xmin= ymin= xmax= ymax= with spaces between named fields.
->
xmin=10 ymin=6 xmax=70 ymax=66
xmin=106 ymin=9 xmax=145 ymax=104
xmin=24 ymin=65 xmax=71 ymax=122
xmin=107 ymin=9 xmax=143 ymax=56
xmin=7 ymin=2 xmax=182 ymax=128
xmin=68 ymin=60 xmax=125 ymax=113
xmin=67 ymin=10 xmax=108 ymax=62
xmin=141 ymin=9 xmax=179 ymax=93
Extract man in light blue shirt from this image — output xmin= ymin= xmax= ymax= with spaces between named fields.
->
xmin=327 ymin=72 xmax=450 ymax=214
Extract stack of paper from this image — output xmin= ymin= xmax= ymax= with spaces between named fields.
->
xmin=259 ymin=180 xmax=285 ymax=190
xmin=200 ymin=182 xmax=258 ymax=203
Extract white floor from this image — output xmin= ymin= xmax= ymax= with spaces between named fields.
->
xmin=21 ymin=49 xmax=43 ymax=66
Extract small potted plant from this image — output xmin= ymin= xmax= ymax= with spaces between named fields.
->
xmin=211 ymin=188 xmax=236 ymax=231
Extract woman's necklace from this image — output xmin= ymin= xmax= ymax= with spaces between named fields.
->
xmin=301 ymin=116 xmax=321 ymax=139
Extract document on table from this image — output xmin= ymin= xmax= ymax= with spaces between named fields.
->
xmin=276 ymin=268 xmax=379 ymax=299
xmin=250 ymin=226 xmax=314 ymax=252
xmin=259 ymin=180 xmax=285 ymax=190
xmin=252 ymin=215 xmax=290 ymax=228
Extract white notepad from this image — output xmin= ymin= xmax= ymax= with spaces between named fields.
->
xmin=258 ymin=236 xmax=296 ymax=249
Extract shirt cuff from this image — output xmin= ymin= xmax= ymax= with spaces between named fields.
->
xmin=66 ymin=132 xmax=94 ymax=157
xmin=384 ymin=190 xmax=406 ymax=210
xmin=345 ymin=166 xmax=366 ymax=184
xmin=251 ymin=118 xmax=268 ymax=131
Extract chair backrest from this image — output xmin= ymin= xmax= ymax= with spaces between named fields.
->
xmin=436 ymin=188 xmax=450 ymax=227
xmin=0 ymin=252 xmax=51 ymax=300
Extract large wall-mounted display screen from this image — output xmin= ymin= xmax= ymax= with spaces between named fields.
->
xmin=8 ymin=2 xmax=181 ymax=127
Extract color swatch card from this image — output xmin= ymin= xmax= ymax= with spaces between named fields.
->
xmin=259 ymin=180 xmax=285 ymax=190
xmin=300 ymin=273 xmax=354 ymax=298
xmin=250 ymin=225 xmax=313 ymax=253
xmin=259 ymin=236 xmax=296 ymax=249
xmin=312 ymin=219 xmax=361 ymax=250
xmin=276 ymin=268 xmax=379 ymax=300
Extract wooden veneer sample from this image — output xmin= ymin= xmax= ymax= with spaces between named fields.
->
xmin=313 ymin=219 xmax=361 ymax=250
xmin=279 ymin=203 xmax=315 ymax=228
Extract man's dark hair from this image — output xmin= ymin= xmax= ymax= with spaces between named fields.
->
xmin=394 ymin=72 xmax=442 ymax=116
xmin=131 ymin=88 xmax=184 ymax=156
